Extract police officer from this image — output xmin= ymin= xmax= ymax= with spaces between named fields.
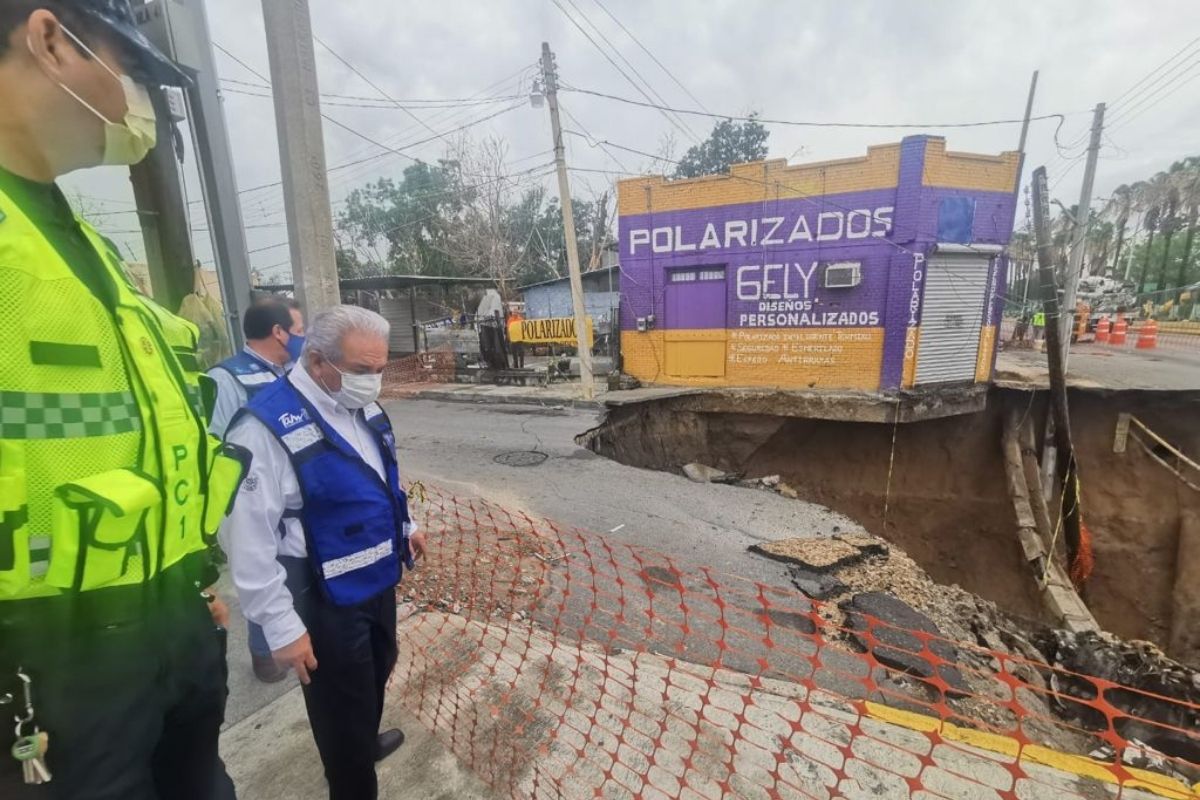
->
xmin=0 ymin=2 xmax=242 ymax=797
xmin=210 ymin=299 xmax=301 ymax=683
xmin=221 ymin=305 xmax=426 ymax=800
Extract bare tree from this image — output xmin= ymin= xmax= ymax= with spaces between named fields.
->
xmin=438 ymin=137 xmax=531 ymax=299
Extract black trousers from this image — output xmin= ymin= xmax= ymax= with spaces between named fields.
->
xmin=284 ymin=558 xmax=398 ymax=800
xmin=0 ymin=565 xmax=236 ymax=800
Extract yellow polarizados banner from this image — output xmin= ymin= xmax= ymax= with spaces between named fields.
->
xmin=508 ymin=317 xmax=594 ymax=347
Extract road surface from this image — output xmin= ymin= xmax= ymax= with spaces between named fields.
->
xmin=385 ymin=397 xmax=862 ymax=583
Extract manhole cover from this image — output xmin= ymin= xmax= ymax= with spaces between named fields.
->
xmin=494 ymin=450 xmax=549 ymax=467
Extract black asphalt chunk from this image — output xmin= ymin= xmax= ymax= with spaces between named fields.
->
xmin=843 ymin=591 xmax=970 ymax=697
xmin=787 ymin=567 xmax=848 ymax=600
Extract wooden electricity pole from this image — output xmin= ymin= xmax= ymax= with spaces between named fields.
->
xmin=1031 ymin=166 xmax=1084 ymax=582
xmin=541 ymin=42 xmax=595 ymax=399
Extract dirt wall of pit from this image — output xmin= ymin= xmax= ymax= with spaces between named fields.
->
xmin=582 ymin=387 xmax=1200 ymax=659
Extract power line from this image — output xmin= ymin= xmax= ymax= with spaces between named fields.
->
xmin=588 ymin=0 xmax=713 ymax=115
xmin=559 ymin=107 xmax=633 ymax=174
xmin=217 ymin=75 xmax=524 ymax=106
xmin=1106 ymin=54 xmax=1200 ymax=130
xmin=237 ymin=101 xmax=529 ymax=198
xmin=250 ymin=163 xmax=557 ymax=261
xmin=1055 ymin=37 xmax=1200 ymax=153
xmin=550 ymin=0 xmax=699 ymax=143
xmin=1110 ymin=35 xmax=1200 ymax=113
xmin=1110 ymin=71 xmax=1200 ymax=137
xmin=218 ymin=84 xmax=524 ymax=111
xmin=313 ymin=35 xmax=448 ymax=144
xmin=560 ymin=0 xmax=700 ymax=141
xmin=562 ymin=85 xmax=1076 ymax=129
xmin=213 ymin=41 xmax=537 ymax=205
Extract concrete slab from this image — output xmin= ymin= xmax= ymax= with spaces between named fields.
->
xmin=220 ymin=681 xmax=497 ymax=800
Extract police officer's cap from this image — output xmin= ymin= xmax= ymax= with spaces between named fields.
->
xmin=60 ymin=0 xmax=191 ymax=87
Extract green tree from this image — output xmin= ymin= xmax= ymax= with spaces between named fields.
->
xmin=1170 ymin=156 xmax=1200 ymax=291
xmin=673 ymin=115 xmax=770 ymax=179
xmin=1101 ymin=184 xmax=1135 ymax=276
xmin=338 ymin=160 xmax=468 ymax=276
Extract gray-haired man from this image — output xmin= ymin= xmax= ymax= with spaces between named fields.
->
xmin=220 ymin=305 xmax=426 ymax=800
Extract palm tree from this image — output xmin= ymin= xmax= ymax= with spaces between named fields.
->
xmin=1135 ymin=174 xmax=1171 ymax=292
xmin=1170 ymin=157 xmax=1200 ymax=291
xmin=1102 ymin=184 xmax=1135 ymax=276
xmin=1087 ymin=220 xmax=1114 ymax=276
xmin=1155 ymin=184 xmax=1182 ymax=290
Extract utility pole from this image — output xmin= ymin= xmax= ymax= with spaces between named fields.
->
xmin=1032 ymin=166 xmax=1084 ymax=584
xmin=541 ymin=42 xmax=594 ymax=398
xmin=1016 ymin=70 xmax=1039 ymax=156
xmin=1059 ymin=102 xmax=1106 ymax=364
xmin=262 ymin=0 xmax=340 ymax=313
xmin=1040 ymin=103 xmax=1104 ymax=498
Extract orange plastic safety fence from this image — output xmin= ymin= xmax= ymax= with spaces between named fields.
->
xmin=381 ymin=348 xmax=456 ymax=396
xmin=394 ymin=483 xmax=1200 ymax=800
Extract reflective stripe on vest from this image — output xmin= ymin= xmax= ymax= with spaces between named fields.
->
xmin=215 ymin=351 xmax=280 ymax=399
xmin=0 ymin=185 xmax=219 ymax=599
xmin=242 ymin=380 xmax=410 ymax=607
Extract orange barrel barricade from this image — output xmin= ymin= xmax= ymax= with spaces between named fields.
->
xmin=1136 ymin=318 xmax=1159 ymax=349
xmin=1110 ymin=315 xmax=1128 ymax=345
xmin=1094 ymin=315 xmax=1110 ymax=343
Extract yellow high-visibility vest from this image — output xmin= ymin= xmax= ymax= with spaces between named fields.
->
xmin=0 ymin=186 xmax=243 ymax=600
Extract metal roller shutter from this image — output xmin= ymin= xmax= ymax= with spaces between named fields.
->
xmin=380 ymin=295 xmax=416 ymax=354
xmin=915 ymin=255 xmax=992 ymax=385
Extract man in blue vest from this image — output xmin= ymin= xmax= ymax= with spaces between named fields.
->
xmin=220 ymin=305 xmax=426 ymax=800
xmin=210 ymin=298 xmax=304 ymax=682
xmin=208 ymin=299 xmax=295 ymax=438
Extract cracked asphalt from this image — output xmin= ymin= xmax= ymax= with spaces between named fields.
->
xmin=384 ymin=398 xmax=864 ymax=587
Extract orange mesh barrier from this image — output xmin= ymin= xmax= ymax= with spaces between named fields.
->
xmin=382 ymin=348 xmax=456 ymax=397
xmin=395 ymin=483 xmax=1200 ymax=799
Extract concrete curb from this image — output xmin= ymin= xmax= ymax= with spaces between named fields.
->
xmin=407 ymin=388 xmax=606 ymax=411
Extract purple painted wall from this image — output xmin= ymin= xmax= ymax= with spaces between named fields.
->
xmin=618 ymin=135 xmax=1019 ymax=390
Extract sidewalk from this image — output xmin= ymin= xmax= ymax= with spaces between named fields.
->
xmin=217 ymin=575 xmax=496 ymax=800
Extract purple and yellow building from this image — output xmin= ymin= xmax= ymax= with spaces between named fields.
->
xmin=616 ymin=135 xmax=1021 ymax=392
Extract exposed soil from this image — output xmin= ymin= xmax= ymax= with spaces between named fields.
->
xmin=581 ymin=385 xmax=1200 ymax=664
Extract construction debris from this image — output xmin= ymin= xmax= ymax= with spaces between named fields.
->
xmin=682 ymin=462 xmax=728 ymax=483
xmin=1035 ymin=629 xmax=1200 ymax=766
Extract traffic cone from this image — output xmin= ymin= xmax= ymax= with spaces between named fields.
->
xmin=1095 ymin=315 xmax=1110 ymax=343
xmin=1136 ymin=318 xmax=1159 ymax=350
xmin=1110 ymin=316 xmax=1128 ymax=346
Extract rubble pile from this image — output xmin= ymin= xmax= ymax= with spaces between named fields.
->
xmin=747 ymin=531 xmax=1200 ymax=778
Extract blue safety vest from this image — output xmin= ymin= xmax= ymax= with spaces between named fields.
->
xmin=213 ymin=350 xmax=281 ymax=399
xmin=238 ymin=377 xmax=412 ymax=606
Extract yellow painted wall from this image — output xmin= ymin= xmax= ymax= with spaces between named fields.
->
xmin=624 ymin=328 xmax=885 ymax=391
xmin=617 ymin=144 xmax=902 ymax=216
xmin=922 ymin=139 xmax=1021 ymax=192
xmin=975 ymin=326 xmax=998 ymax=382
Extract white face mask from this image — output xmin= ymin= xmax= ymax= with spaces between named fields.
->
xmin=330 ymin=364 xmax=382 ymax=410
xmin=34 ymin=26 xmax=158 ymax=166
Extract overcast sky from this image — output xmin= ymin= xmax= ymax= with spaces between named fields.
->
xmin=59 ymin=0 xmax=1200 ymax=284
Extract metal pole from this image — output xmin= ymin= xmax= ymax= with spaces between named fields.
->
xmin=1060 ymin=102 xmax=1106 ymax=367
xmin=134 ymin=0 xmax=253 ymax=347
xmin=542 ymin=42 xmax=594 ymax=399
xmin=262 ymin=0 xmax=340 ymax=314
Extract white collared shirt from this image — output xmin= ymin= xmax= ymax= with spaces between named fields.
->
xmin=218 ymin=362 xmax=392 ymax=651
xmin=207 ymin=344 xmax=288 ymax=437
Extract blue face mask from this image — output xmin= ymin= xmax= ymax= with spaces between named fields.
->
xmin=285 ymin=334 xmax=305 ymax=363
